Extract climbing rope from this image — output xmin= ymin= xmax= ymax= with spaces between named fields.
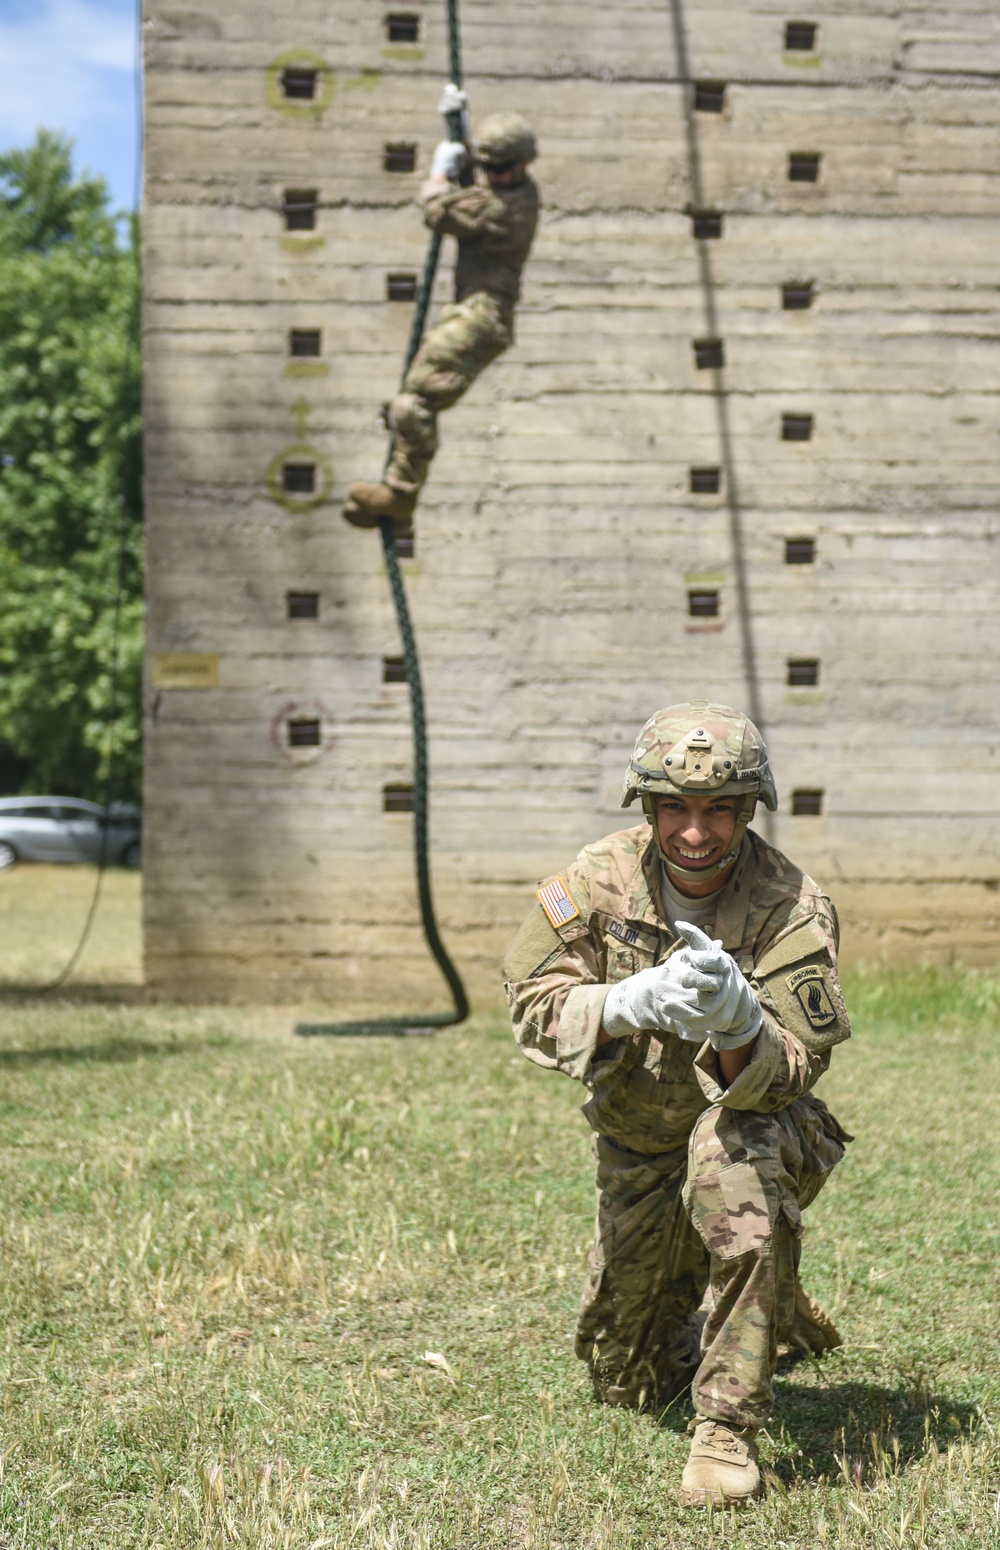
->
xmin=297 ymin=0 xmax=470 ymax=1036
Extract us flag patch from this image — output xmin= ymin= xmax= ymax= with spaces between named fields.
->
xmin=537 ymin=877 xmax=580 ymax=929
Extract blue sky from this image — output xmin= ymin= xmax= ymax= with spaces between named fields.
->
xmin=0 ymin=0 xmax=140 ymax=212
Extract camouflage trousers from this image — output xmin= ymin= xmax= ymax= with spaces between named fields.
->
xmin=576 ymin=1093 xmax=849 ymax=1430
xmin=386 ymin=293 xmax=513 ymax=495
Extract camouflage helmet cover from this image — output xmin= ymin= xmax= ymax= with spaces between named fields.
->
xmin=475 ymin=113 xmax=537 ymax=167
xmin=621 ymin=701 xmax=778 ymax=812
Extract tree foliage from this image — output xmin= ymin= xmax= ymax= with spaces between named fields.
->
xmin=0 ymin=130 xmax=142 ymax=801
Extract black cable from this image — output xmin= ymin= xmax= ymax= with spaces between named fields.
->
xmin=446 ymin=0 xmax=464 ymax=94
xmin=298 ymin=0 xmax=470 ymax=1037
xmin=35 ymin=0 xmax=144 ymax=991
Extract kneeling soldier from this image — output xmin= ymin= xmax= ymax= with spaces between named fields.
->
xmin=504 ymin=702 xmax=852 ymax=1508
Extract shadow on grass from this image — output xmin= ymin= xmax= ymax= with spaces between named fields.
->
xmin=648 ymin=1368 xmax=981 ymax=1480
xmin=0 ymin=1034 xmax=235 ymax=1068
xmin=769 ymin=1377 xmax=982 ymax=1482
xmin=0 ymin=982 xmax=149 ymax=1006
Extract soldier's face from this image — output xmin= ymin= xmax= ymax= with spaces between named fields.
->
xmin=653 ymin=794 xmax=741 ymax=895
xmin=484 ymin=161 xmax=526 ymax=188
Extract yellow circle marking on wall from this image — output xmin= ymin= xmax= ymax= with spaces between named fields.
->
xmin=265 ymin=49 xmax=334 ymax=119
xmin=265 ymin=443 xmax=335 ymax=513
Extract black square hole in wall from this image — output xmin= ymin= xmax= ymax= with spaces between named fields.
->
xmin=782 ymin=280 xmax=815 ymax=310
xmin=288 ymin=718 xmax=321 ymax=748
xmin=787 ymin=658 xmax=820 ymax=687
xmin=289 ymin=328 xmax=321 ymax=357
xmin=383 ymin=655 xmax=407 ymax=683
xmin=282 ymin=461 xmax=316 ymax=494
xmin=287 ymin=591 xmax=319 ymax=619
xmin=791 ymin=788 xmax=823 ymax=816
xmin=690 ymin=466 xmax=722 ymax=495
xmin=383 ymin=142 xmax=417 ymax=173
xmin=788 ymin=152 xmax=821 ymax=183
xmin=691 ymin=209 xmax=723 ymax=239
xmin=387 ymin=272 xmax=418 ymax=302
xmin=385 ymin=13 xmax=420 ymax=43
xmin=283 ymin=189 xmax=318 ymax=230
xmin=687 ymin=589 xmax=720 ymax=618
xmin=395 ymin=532 xmax=415 ymax=559
xmin=694 ymin=337 xmax=725 ymax=370
xmin=281 ymin=66 xmax=318 ymax=99
xmin=383 ymin=783 xmax=414 ymax=813
xmin=694 ymin=81 xmax=726 ymax=113
xmin=785 ymin=20 xmax=818 ymax=51
xmin=782 ymin=413 xmax=814 ymax=442
xmin=785 ymin=536 xmax=816 ymax=564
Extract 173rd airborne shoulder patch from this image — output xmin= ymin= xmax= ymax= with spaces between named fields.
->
xmin=760 ymin=956 xmax=850 ymax=1054
xmin=755 ymin=921 xmax=851 ymax=1055
xmin=786 ymin=964 xmax=838 ymax=1031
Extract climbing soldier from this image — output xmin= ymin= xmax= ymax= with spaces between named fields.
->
xmin=504 ymin=703 xmax=852 ymax=1508
xmin=344 ymin=95 xmax=540 ymax=534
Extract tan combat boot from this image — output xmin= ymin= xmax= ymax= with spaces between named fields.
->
xmin=343 ymin=481 xmax=416 ymax=537
xmin=787 ymin=1277 xmax=843 ymax=1355
xmin=680 ymin=1419 xmax=761 ymax=1508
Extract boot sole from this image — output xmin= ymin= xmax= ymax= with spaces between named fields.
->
xmin=680 ymin=1484 xmax=761 ymax=1508
xmin=342 ymin=506 xmax=380 ymax=529
xmin=339 ymin=511 xmax=409 ymax=542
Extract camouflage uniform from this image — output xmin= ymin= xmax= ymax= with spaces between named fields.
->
xmin=386 ymin=173 xmax=540 ymax=498
xmin=504 ymin=824 xmax=852 ymax=1430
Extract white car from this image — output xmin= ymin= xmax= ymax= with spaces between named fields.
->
xmin=0 ymin=797 xmax=141 ymax=870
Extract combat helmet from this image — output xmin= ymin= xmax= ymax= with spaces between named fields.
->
xmin=475 ymin=113 xmax=537 ymax=169
xmin=621 ymin=701 xmax=777 ymax=883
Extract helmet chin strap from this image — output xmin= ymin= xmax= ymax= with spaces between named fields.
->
xmin=641 ymin=794 xmax=759 ymax=887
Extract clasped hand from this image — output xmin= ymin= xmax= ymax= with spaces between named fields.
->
xmin=429 ymin=139 xmax=470 ymax=181
xmin=436 ymin=83 xmax=471 ymax=143
xmin=602 ymin=922 xmax=762 ymax=1050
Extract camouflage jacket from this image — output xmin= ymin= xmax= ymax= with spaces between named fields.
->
xmin=504 ymin=825 xmax=851 ymax=1155
xmin=421 ymin=174 xmax=539 ymax=305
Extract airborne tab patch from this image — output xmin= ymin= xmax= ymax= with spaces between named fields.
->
xmin=537 ymin=877 xmax=580 ymax=930
xmin=787 ymin=965 xmax=838 ymax=1030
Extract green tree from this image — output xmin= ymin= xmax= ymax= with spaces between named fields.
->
xmin=0 ymin=129 xmax=142 ymax=802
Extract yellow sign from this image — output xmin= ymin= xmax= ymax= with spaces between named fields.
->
xmin=150 ymin=653 xmax=219 ymax=689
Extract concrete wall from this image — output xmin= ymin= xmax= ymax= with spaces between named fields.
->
xmin=143 ymin=0 xmax=1000 ymax=1005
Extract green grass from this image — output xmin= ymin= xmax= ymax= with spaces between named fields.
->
xmin=0 ymin=884 xmax=995 ymax=1544
xmin=0 ymin=865 xmax=141 ymax=988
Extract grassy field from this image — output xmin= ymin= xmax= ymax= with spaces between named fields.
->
xmin=0 ymin=873 xmax=996 ymax=1546
xmin=0 ymin=865 xmax=141 ymax=989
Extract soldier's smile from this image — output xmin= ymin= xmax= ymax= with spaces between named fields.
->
xmin=654 ymin=794 xmax=741 ymax=891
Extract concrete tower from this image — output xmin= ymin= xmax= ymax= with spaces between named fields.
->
xmin=143 ymin=0 xmax=1000 ymax=1003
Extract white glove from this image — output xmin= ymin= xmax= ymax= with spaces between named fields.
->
xmin=429 ymin=139 xmax=469 ymax=181
xmin=602 ymin=951 xmax=719 ymax=1040
xmin=437 ymin=83 xmax=468 ymax=130
xmin=669 ymin=922 xmax=763 ymax=1050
